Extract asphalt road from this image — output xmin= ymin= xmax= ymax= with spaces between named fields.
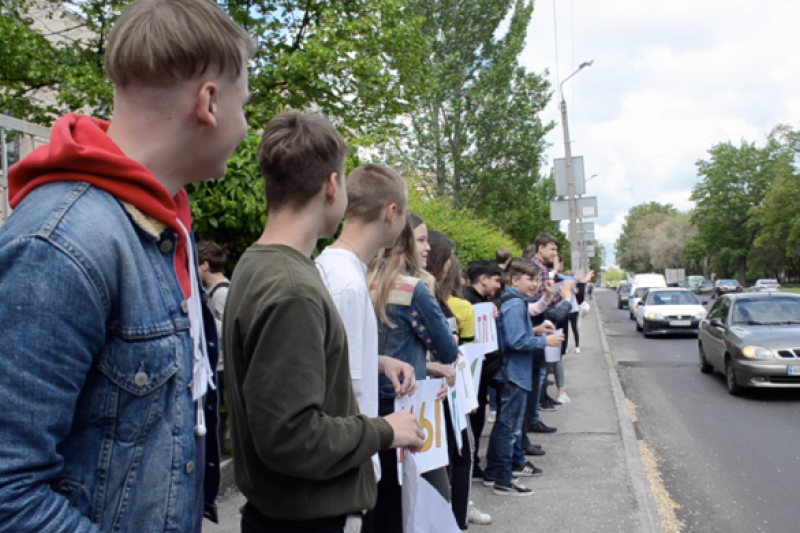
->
xmin=596 ymin=289 xmax=800 ymax=533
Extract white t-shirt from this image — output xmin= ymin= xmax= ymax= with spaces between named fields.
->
xmin=316 ymin=247 xmax=381 ymax=480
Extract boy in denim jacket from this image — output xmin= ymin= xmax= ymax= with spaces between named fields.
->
xmin=483 ymin=258 xmax=564 ymax=496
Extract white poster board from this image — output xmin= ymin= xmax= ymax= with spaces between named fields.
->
xmin=544 ymin=329 xmax=563 ymax=362
xmin=459 ymin=343 xmax=486 ymax=397
xmin=402 ymin=452 xmax=461 ymax=533
xmin=473 ymin=303 xmax=499 ymax=352
xmin=395 ymin=379 xmax=449 ymax=478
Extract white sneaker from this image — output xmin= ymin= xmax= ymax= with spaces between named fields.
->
xmin=468 ymin=504 xmax=492 ymax=525
xmin=487 ymin=410 xmax=497 ymax=423
xmin=557 ymin=393 xmax=571 ymax=404
xmin=575 ymin=347 xmax=581 ymax=354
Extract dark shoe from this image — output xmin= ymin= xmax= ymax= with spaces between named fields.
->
xmin=525 ymin=445 xmax=546 ymax=456
xmin=493 ymin=480 xmax=534 ymax=497
xmin=530 ymin=421 xmax=557 ymax=434
xmin=544 ymin=394 xmax=563 ymax=406
xmin=472 ymin=465 xmax=486 ymax=481
xmin=512 ymin=461 xmax=543 ymax=477
xmin=539 ymin=401 xmax=561 ymax=411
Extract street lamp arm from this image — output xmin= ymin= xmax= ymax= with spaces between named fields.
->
xmin=559 ymin=59 xmax=595 ymax=99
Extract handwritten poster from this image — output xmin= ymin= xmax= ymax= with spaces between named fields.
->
xmin=459 ymin=343 xmax=486 ymax=398
xmin=473 ymin=303 xmax=499 ymax=352
xmin=395 ymin=379 xmax=449 ymax=477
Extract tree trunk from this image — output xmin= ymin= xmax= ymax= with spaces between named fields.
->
xmin=703 ymin=255 xmax=710 ymax=279
xmin=737 ymin=256 xmax=747 ymax=286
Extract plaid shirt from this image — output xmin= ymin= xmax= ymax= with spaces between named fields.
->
xmin=532 ymin=256 xmax=562 ymax=306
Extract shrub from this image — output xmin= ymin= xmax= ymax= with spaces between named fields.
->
xmin=408 ymin=188 xmax=521 ymax=265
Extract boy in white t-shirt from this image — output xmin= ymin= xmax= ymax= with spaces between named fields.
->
xmin=315 ymin=164 xmax=418 ymax=531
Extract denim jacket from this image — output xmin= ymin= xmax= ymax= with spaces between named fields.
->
xmin=495 ymin=287 xmax=546 ymax=391
xmin=0 ymin=182 xmax=220 ymax=532
xmin=372 ymin=275 xmax=458 ymax=400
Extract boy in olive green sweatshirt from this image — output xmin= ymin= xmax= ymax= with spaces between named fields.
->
xmin=223 ymin=111 xmax=425 ymax=533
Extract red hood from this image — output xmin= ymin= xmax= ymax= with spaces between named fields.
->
xmin=9 ymin=113 xmax=193 ymax=297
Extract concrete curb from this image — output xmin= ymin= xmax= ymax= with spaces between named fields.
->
xmin=593 ymin=300 xmax=664 ymax=533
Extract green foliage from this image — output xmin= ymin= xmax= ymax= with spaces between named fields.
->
xmin=2 ymin=0 xmax=427 ymax=137
xmin=690 ymin=137 xmax=785 ymax=282
xmin=603 ymin=267 xmax=626 ymax=286
xmin=187 ymin=131 xmax=266 ymax=266
xmin=615 ymin=202 xmax=678 ymax=272
xmin=408 ymin=188 xmax=521 ymax=265
xmin=378 ymin=0 xmax=554 ymax=245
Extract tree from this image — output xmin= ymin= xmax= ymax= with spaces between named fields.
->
xmin=378 ymin=0 xmax=556 ymax=246
xmin=690 ymin=138 xmax=783 ymax=284
xmin=615 ymin=202 xmax=677 ymax=272
xmin=2 ymin=0 xmax=427 ymax=137
xmin=603 ymin=267 xmax=626 ymax=287
xmin=588 ymin=240 xmax=605 ymax=275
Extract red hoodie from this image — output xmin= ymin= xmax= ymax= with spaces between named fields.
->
xmin=9 ymin=113 xmax=193 ymax=298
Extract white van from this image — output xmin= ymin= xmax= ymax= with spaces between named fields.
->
xmin=629 ymin=273 xmax=668 ymax=320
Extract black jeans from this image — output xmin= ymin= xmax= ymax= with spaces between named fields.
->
xmin=445 ymin=399 xmax=473 ymax=530
xmin=568 ymin=311 xmax=580 ymax=348
xmin=241 ymin=503 xmax=347 ymax=533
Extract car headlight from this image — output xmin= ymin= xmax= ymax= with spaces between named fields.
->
xmin=695 ymin=311 xmax=706 ymax=320
xmin=742 ymin=346 xmax=773 ymax=359
xmin=647 ymin=313 xmax=665 ymax=320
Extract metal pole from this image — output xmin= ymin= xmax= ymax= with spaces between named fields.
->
xmin=1 ymin=127 xmax=8 ymax=226
xmin=560 ymin=98 xmax=580 ymax=272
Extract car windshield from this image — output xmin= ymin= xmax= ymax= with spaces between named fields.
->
xmin=648 ymin=291 xmax=700 ymax=306
xmin=634 ymin=288 xmax=649 ymax=298
xmin=721 ymin=280 xmax=738 ymax=286
xmin=620 ymin=286 xmax=631 ymax=295
xmin=731 ymin=298 xmax=800 ymax=325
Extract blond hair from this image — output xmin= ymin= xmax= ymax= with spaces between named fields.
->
xmin=105 ymin=0 xmax=255 ymax=87
xmin=346 ymin=164 xmax=407 ymax=223
xmin=368 ymin=216 xmax=426 ymax=327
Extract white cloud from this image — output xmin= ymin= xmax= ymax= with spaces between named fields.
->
xmin=522 ymin=0 xmax=800 ymax=266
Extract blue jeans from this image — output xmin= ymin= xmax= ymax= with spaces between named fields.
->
xmin=522 ymin=364 xmax=547 ymax=450
xmin=485 ymin=383 xmax=528 ymax=485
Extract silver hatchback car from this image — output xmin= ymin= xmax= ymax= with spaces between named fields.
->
xmin=698 ymin=293 xmax=800 ymax=395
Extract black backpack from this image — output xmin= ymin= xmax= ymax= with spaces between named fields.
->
xmin=482 ymin=292 xmax=527 ymax=381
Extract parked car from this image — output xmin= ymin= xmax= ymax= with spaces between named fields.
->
xmin=635 ymin=288 xmax=706 ymax=337
xmin=695 ymin=279 xmax=714 ymax=295
xmin=629 ymin=273 xmax=668 ymax=319
xmin=714 ymin=279 xmax=742 ymax=297
xmin=698 ymin=292 xmax=800 ymax=394
xmin=750 ymin=279 xmax=782 ymax=292
xmin=617 ymin=284 xmax=632 ymax=309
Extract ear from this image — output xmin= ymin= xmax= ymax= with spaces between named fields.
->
xmin=199 ymin=261 xmax=209 ymax=272
xmin=324 ymin=172 xmax=340 ymax=204
xmin=384 ymin=202 xmax=398 ymax=224
xmin=195 ymin=81 xmax=220 ymax=128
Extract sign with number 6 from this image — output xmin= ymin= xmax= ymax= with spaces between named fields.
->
xmin=395 ymin=378 xmax=449 ymax=478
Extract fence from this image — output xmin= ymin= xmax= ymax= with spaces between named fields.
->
xmin=0 ymin=115 xmax=51 ymax=226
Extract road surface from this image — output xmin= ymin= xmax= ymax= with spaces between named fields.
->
xmin=597 ymin=289 xmax=800 ymax=533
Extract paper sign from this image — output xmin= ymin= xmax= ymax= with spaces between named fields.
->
xmin=544 ymin=329 xmax=563 ymax=362
xmin=402 ymin=451 xmax=461 ymax=533
xmin=459 ymin=343 xmax=486 ymax=397
xmin=395 ymin=379 xmax=449 ymax=477
xmin=473 ymin=303 xmax=499 ymax=352
xmin=454 ymin=354 xmax=479 ymax=413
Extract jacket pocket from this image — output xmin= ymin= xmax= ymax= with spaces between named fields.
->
xmin=93 ymin=334 xmax=181 ymax=443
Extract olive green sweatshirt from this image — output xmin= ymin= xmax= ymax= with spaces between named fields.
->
xmin=223 ymin=244 xmax=394 ymax=520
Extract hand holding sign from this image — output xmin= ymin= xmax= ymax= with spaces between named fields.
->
xmin=395 ymin=379 xmax=449 ymax=475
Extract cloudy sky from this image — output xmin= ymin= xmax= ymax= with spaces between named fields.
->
xmin=519 ymin=0 xmax=800 ymax=266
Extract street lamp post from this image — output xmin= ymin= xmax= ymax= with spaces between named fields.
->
xmin=560 ymin=60 xmax=593 ymax=272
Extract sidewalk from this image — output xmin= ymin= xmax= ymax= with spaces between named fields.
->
xmin=204 ymin=300 xmax=661 ymax=532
